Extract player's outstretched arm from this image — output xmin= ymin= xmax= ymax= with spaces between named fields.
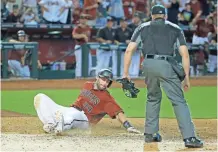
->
xmin=116 ymin=112 xmax=141 ymax=134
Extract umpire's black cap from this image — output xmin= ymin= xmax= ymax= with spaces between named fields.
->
xmin=151 ymin=5 xmax=166 ymax=15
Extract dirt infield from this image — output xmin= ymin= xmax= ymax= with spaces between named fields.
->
xmin=1 ymin=76 xmax=217 ymax=90
xmin=1 ymin=115 xmax=217 ymax=151
xmin=1 ymin=77 xmax=217 ymax=151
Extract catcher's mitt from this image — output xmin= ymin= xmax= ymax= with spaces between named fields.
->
xmin=116 ymin=78 xmax=140 ymax=98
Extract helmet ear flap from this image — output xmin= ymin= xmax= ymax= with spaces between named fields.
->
xmin=107 ymin=80 xmax=113 ymax=88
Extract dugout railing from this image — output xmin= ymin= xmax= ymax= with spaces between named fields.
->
xmin=1 ymin=42 xmax=39 ymax=79
xmin=1 ymin=42 xmax=217 ymax=79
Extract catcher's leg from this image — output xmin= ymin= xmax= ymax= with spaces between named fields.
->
xmin=34 ymin=93 xmax=63 ymax=133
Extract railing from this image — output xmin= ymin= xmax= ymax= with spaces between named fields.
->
xmin=1 ymin=42 xmax=217 ymax=79
xmin=1 ymin=42 xmax=39 ymax=79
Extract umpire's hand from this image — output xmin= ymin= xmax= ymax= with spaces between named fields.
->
xmin=122 ymin=74 xmax=130 ymax=81
xmin=183 ymin=77 xmax=190 ymax=91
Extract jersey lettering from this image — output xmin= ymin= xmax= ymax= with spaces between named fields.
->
xmin=80 ymin=89 xmax=100 ymax=105
xmin=83 ymin=102 xmax=93 ymax=113
xmin=72 ymin=82 xmax=123 ymax=124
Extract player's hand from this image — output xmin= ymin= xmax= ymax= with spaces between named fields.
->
xmin=43 ymin=7 xmax=49 ymax=12
xmin=38 ymin=61 xmax=42 ymax=69
xmin=84 ymin=35 xmax=89 ymax=42
xmin=106 ymin=40 xmax=112 ymax=44
xmin=127 ymin=127 xmax=141 ymax=134
xmin=125 ymin=40 xmax=130 ymax=44
xmin=183 ymin=77 xmax=190 ymax=92
xmin=114 ymin=41 xmax=120 ymax=45
xmin=122 ymin=74 xmax=130 ymax=80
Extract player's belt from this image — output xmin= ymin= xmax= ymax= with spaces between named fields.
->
xmin=72 ymin=105 xmax=82 ymax=111
xmin=145 ymin=54 xmax=172 ymax=61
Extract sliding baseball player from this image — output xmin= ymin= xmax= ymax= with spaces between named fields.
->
xmin=34 ymin=69 xmax=140 ymax=135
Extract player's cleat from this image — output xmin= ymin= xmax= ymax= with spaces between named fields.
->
xmin=184 ymin=137 xmax=203 ymax=148
xmin=43 ymin=123 xmax=55 ymax=133
xmin=54 ymin=111 xmax=64 ymax=135
xmin=144 ymin=133 xmax=162 ymax=143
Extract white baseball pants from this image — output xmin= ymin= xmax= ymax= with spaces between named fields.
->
xmin=208 ymin=54 xmax=217 ymax=72
xmin=74 ymin=45 xmax=92 ymax=77
xmin=192 ymin=35 xmax=208 ymax=45
xmin=96 ymin=49 xmax=117 ymax=76
xmin=120 ymin=51 xmax=141 ymax=77
xmin=8 ymin=60 xmax=30 ymax=77
xmin=34 ymin=93 xmax=89 ymax=131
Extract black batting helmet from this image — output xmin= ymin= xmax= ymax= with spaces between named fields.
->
xmin=98 ymin=69 xmax=113 ymax=88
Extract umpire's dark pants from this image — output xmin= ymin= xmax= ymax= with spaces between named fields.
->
xmin=142 ymin=59 xmax=196 ymax=139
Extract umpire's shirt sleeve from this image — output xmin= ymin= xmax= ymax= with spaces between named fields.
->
xmin=177 ymin=29 xmax=187 ymax=46
xmin=130 ymin=25 xmax=142 ymax=45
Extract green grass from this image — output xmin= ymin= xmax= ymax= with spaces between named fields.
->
xmin=1 ymin=87 xmax=217 ymax=118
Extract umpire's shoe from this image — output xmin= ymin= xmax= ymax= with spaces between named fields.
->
xmin=144 ymin=133 xmax=162 ymax=143
xmin=184 ymin=137 xmax=203 ymax=148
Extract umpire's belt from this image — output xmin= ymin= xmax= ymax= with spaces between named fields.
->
xmin=145 ymin=54 xmax=172 ymax=61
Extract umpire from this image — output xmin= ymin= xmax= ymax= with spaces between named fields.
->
xmin=123 ymin=5 xmax=203 ymax=148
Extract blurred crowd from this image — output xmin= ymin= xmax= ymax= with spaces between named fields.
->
xmin=1 ymin=0 xmax=217 ymax=44
xmin=1 ymin=0 xmax=217 ymax=27
xmin=1 ymin=0 xmax=217 ymax=78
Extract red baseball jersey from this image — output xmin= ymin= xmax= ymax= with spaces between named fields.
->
xmin=71 ymin=82 xmax=123 ymax=124
xmin=72 ymin=24 xmax=91 ymax=45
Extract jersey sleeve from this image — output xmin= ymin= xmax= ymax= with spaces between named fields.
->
xmin=103 ymin=95 xmax=124 ymax=119
xmin=177 ymin=29 xmax=187 ymax=46
xmin=130 ymin=25 xmax=142 ymax=45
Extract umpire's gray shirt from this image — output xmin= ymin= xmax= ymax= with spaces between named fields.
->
xmin=130 ymin=18 xmax=187 ymax=56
